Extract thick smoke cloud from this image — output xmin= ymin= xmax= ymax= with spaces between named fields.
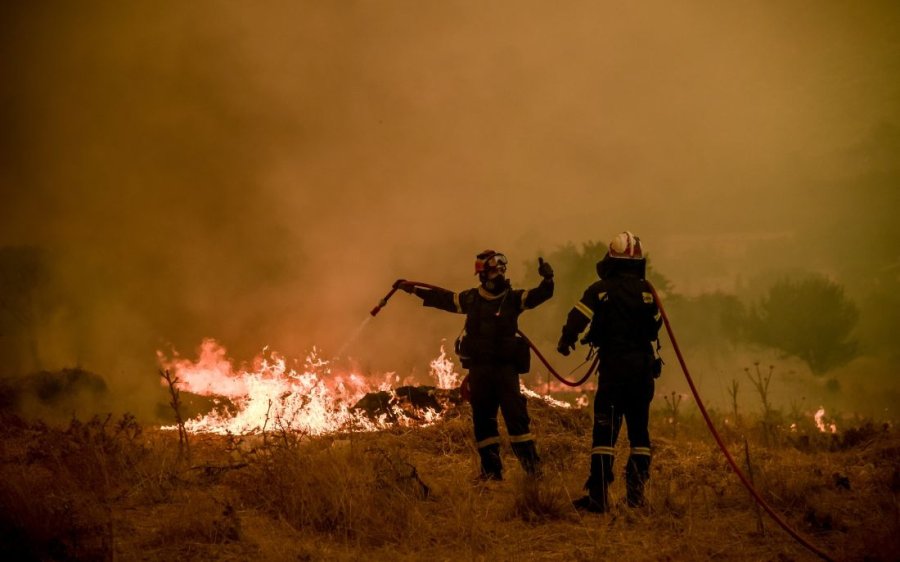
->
xmin=1 ymin=2 xmax=898 ymax=416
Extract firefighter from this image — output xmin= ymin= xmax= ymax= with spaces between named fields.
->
xmin=557 ymin=231 xmax=662 ymax=512
xmin=398 ymin=250 xmax=554 ymax=480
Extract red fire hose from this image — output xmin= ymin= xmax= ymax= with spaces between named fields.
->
xmin=373 ymin=278 xmax=835 ymax=561
xmin=516 ymin=330 xmax=599 ymax=387
xmin=646 ymin=282 xmax=835 ymax=562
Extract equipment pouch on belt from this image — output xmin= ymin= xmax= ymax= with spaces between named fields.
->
xmin=457 ymin=335 xmax=528 ymax=371
xmin=456 ymin=335 xmax=495 ymax=367
xmin=455 ymin=335 xmax=473 ymax=369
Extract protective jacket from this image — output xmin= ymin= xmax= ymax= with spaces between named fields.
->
xmin=559 ymin=262 xmax=661 ymax=384
xmin=417 ymin=279 xmax=554 ymax=369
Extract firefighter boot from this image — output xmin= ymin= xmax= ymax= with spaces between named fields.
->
xmin=625 ymin=453 xmax=651 ymax=507
xmin=477 ymin=443 xmax=503 ymax=481
xmin=573 ymin=454 xmax=613 ymax=513
xmin=573 ymin=479 xmax=609 ymax=513
xmin=511 ymin=440 xmax=542 ymax=478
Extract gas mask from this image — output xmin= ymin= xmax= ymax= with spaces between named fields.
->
xmin=480 ymin=273 xmax=508 ymax=294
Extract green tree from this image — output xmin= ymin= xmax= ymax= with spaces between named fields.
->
xmin=744 ymin=274 xmax=859 ymax=375
xmin=664 ymin=291 xmax=745 ymax=350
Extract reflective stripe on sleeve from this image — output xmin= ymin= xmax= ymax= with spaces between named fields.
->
xmin=520 ymin=290 xmax=529 ymax=310
xmin=453 ymin=293 xmax=462 ymax=313
xmin=630 ymin=447 xmax=651 ymax=457
xmin=508 ymin=433 xmax=534 ymax=444
xmin=574 ymin=301 xmax=593 ymax=320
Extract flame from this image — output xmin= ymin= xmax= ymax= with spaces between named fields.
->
xmin=520 ymin=384 xmax=573 ymax=409
xmin=430 ymin=342 xmax=461 ymax=389
xmin=157 ymin=339 xmax=463 ymax=435
xmin=814 ymin=406 xmax=838 ymax=434
xmin=532 ymin=380 xmax=597 ymax=394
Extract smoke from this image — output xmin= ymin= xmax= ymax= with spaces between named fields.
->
xmin=1 ymin=1 xmax=898 ymax=416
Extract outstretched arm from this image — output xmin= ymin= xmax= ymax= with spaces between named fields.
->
xmin=398 ymin=282 xmax=466 ymax=313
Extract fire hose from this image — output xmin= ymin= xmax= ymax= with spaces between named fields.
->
xmin=372 ymin=279 xmax=835 ymax=561
xmin=645 ymin=282 xmax=835 ymax=562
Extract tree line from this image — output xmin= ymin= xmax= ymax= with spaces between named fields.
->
xmin=527 ymin=242 xmax=868 ymax=377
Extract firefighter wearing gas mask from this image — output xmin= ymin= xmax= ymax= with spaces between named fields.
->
xmin=557 ymin=232 xmax=662 ymax=512
xmin=399 ymin=250 xmax=554 ymax=480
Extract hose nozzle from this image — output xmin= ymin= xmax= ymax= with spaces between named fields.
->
xmin=370 ymin=281 xmax=405 ymax=316
xmin=370 ymin=297 xmax=389 ymax=317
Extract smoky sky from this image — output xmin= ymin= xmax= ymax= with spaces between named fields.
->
xmin=1 ymin=1 xmax=898 ymax=404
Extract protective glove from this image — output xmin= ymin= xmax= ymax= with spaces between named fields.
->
xmin=538 ymin=257 xmax=554 ymax=280
xmin=557 ymin=336 xmax=575 ymax=356
xmin=396 ymin=280 xmax=416 ymax=294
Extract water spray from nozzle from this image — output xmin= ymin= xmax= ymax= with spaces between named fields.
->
xmin=342 ymin=280 xmax=407 ymax=358
xmin=335 ymin=315 xmax=373 ymax=358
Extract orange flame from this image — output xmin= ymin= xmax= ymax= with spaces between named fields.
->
xmin=430 ymin=342 xmax=461 ymax=389
xmin=157 ymin=339 xmax=463 ymax=435
xmin=814 ymin=406 xmax=838 ymax=434
xmin=520 ymin=384 xmax=573 ymax=409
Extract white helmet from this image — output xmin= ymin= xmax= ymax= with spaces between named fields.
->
xmin=608 ymin=231 xmax=644 ymax=259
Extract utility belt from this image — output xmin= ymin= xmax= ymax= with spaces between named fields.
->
xmin=455 ymin=335 xmax=531 ymax=374
xmin=589 ymin=342 xmax=662 ymax=379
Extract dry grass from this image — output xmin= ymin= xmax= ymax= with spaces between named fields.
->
xmin=0 ymin=401 xmax=897 ymax=561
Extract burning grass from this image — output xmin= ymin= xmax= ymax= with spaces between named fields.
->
xmin=0 ymin=397 xmax=897 ymax=561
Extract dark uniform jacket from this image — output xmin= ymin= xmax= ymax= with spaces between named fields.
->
xmin=559 ymin=267 xmax=662 ymax=383
xmin=417 ymin=278 xmax=554 ymax=368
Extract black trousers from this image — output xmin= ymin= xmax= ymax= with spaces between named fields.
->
xmin=469 ymin=361 xmax=532 ymax=446
xmin=469 ymin=361 xmax=541 ymax=477
xmin=590 ymin=373 xmax=654 ymax=486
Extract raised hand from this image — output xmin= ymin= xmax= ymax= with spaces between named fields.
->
xmin=538 ymin=257 xmax=554 ymax=279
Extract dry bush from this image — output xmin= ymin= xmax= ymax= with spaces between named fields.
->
xmin=509 ymin=476 xmax=572 ymax=523
xmin=0 ymin=413 xmax=189 ymax=561
xmin=116 ymin=488 xmax=259 ymax=562
xmin=233 ymin=434 xmax=434 ymax=548
xmin=2 ymin=395 xmax=898 ymax=561
xmin=0 ymin=415 xmax=136 ymax=561
xmin=0 ymin=463 xmax=113 ymax=561
xmin=148 ymin=493 xmax=242 ymax=545
xmin=117 ymin=434 xmax=183 ymax=506
xmin=411 ymin=413 xmax=474 ymax=454
xmin=529 ymin=399 xmax=592 ymax=437
xmin=749 ymin=433 xmax=900 ymax=559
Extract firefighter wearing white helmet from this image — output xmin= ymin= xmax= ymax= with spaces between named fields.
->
xmin=557 ymin=231 xmax=662 ymax=512
xmin=399 ymin=250 xmax=554 ymax=480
